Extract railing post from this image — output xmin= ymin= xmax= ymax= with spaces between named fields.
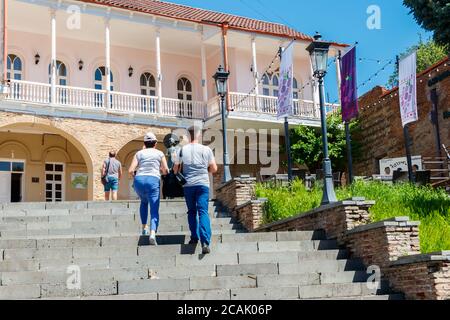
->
xmin=50 ymin=8 xmax=57 ymax=105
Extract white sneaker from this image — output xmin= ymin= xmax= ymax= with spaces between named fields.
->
xmin=149 ymin=235 xmax=158 ymax=246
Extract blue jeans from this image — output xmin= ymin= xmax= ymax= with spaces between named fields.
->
xmin=133 ymin=176 xmax=160 ymax=232
xmin=184 ymin=185 xmax=211 ymax=245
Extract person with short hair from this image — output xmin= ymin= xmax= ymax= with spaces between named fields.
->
xmin=102 ymin=151 xmax=122 ymax=201
xmin=129 ymin=132 xmax=169 ymax=245
xmin=173 ymin=126 xmax=218 ymax=254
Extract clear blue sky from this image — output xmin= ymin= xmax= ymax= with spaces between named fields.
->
xmin=172 ymin=0 xmax=431 ymax=102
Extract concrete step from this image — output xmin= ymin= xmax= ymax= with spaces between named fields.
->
xmin=0 ymin=218 xmax=240 ymax=231
xmin=1 ymin=200 xmax=219 ymax=210
xmin=1 ymin=214 xmax=233 ymax=224
xmin=0 ymin=231 xmax=325 ymax=248
xmin=1 ymin=241 xmax=343 ymax=261
xmin=0 ymin=223 xmax=244 ymax=238
xmin=0 ymin=201 xmax=221 ymax=214
xmin=0 ymin=251 xmax=363 ymax=273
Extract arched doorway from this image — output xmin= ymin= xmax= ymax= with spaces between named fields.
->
xmin=0 ymin=122 xmax=94 ymax=202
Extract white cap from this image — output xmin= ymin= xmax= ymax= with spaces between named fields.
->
xmin=144 ymin=132 xmax=157 ymax=142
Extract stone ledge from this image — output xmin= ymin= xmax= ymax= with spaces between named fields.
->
xmin=234 ymin=198 xmax=267 ymax=211
xmin=345 ymin=217 xmax=421 ymax=236
xmin=391 ymin=251 xmax=450 ymax=266
xmin=215 ymin=176 xmax=257 ymax=192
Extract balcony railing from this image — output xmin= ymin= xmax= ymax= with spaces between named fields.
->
xmin=5 ymin=80 xmax=340 ymax=122
xmin=229 ymin=92 xmax=339 ymax=118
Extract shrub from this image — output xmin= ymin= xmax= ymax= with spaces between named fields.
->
xmin=256 ymin=179 xmax=450 ymax=253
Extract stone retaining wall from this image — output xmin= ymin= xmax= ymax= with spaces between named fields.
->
xmin=215 ymin=176 xmax=256 ymax=214
xmin=343 ymin=217 xmax=421 ymax=270
xmin=387 ymin=252 xmax=450 ymax=300
xmin=255 ymin=199 xmax=373 ymax=245
xmin=233 ymin=199 xmax=266 ymax=232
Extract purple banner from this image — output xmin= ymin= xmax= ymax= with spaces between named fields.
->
xmin=340 ymin=47 xmax=359 ymax=122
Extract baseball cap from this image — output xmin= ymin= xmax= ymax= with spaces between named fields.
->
xmin=144 ymin=132 xmax=157 ymax=142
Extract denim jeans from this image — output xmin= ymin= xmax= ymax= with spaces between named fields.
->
xmin=183 ymin=185 xmax=211 ymax=245
xmin=133 ymin=175 xmax=160 ymax=232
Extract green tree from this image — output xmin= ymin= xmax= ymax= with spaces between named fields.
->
xmin=403 ymin=0 xmax=450 ymax=47
xmin=289 ymin=112 xmax=362 ymax=173
xmin=387 ymin=38 xmax=448 ymax=88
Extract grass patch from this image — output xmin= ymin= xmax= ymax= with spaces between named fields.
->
xmin=255 ymin=180 xmax=450 ymax=253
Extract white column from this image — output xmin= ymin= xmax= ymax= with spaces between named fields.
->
xmin=104 ymin=18 xmax=111 ymax=108
xmin=200 ymin=39 xmax=208 ymax=103
xmin=251 ymin=36 xmax=260 ymax=111
xmin=50 ymin=9 xmax=57 ymax=104
xmin=0 ymin=0 xmax=6 ymax=83
xmin=155 ymin=28 xmax=162 ymax=114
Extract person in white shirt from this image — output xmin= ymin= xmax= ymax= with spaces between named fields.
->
xmin=129 ymin=132 xmax=169 ymax=245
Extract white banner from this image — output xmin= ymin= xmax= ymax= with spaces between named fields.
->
xmin=277 ymin=44 xmax=294 ymax=119
xmin=399 ymin=51 xmax=418 ymax=127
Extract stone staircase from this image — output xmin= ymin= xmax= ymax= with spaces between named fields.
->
xmin=0 ymin=200 xmax=404 ymax=300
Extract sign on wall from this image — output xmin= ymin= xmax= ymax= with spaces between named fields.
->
xmin=379 ymin=156 xmax=422 ymax=177
xmin=71 ymin=173 xmax=88 ymax=190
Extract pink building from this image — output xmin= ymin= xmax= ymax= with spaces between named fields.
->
xmin=0 ymin=0 xmax=345 ymax=202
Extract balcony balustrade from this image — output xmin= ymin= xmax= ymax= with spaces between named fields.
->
xmin=5 ymin=79 xmax=340 ymax=121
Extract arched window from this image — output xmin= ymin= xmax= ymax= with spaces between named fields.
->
xmin=293 ymin=77 xmax=302 ymax=99
xmin=94 ymin=66 xmax=114 ymax=91
xmin=48 ymin=60 xmax=67 ymax=85
xmin=177 ymin=77 xmax=192 ymax=101
xmin=7 ymin=54 xmax=22 ymax=80
xmin=177 ymin=77 xmax=193 ymax=118
xmin=140 ymin=72 xmax=156 ymax=96
xmin=139 ymin=72 xmax=157 ymax=113
xmin=261 ymin=72 xmax=279 ymax=97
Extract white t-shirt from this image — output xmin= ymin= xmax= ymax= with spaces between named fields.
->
xmin=135 ymin=148 xmax=165 ymax=178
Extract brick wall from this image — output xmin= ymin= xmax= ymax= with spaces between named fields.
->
xmin=343 ymin=217 xmax=421 ymax=270
xmin=233 ymin=199 xmax=266 ymax=232
xmin=388 ymin=254 xmax=450 ymax=300
xmin=354 ymin=58 xmax=450 ymax=176
xmin=215 ymin=176 xmax=256 ymax=213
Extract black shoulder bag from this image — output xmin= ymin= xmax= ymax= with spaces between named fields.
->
xmin=101 ymin=160 xmax=111 ymax=186
xmin=175 ymin=147 xmax=187 ymax=186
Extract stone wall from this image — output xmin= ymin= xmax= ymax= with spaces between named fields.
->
xmin=343 ymin=217 xmax=421 ymax=270
xmin=233 ymin=199 xmax=266 ymax=232
xmin=388 ymin=253 xmax=450 ymax=300
xmin=355 ymin=58 xmax=450 ymax=176
xmin=255 ymin=199 xmax=373 ymax=245
xmin=215 ymin=176 xmax=256 ymax=213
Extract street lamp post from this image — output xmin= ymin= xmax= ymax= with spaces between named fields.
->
xmin=306 ymin=33 xmax=337 ymax=205
xmin=213 ymin=65 xmax=232 ymax=183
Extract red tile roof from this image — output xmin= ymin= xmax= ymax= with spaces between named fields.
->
xmin=77 ymin=0 xmax=346 ymax=46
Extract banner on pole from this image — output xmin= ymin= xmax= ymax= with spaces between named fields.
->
xmin=277 ymin=44 xmax=294 ymax=119
xmin=340 ymin=47 xmax=358 ymax=122
xmin=399 ymin=51 xmax=418 ymax=127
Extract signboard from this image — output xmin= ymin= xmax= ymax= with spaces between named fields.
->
xmin=71 ymin=173 xmax=88 ymax=190
xmin=399 ymin=51 xmax=418 ymax=127
xmin=379 ymin=156 xmax=422 ymax=178
xmin=277 ymin=44 xmax=294 ymax=119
